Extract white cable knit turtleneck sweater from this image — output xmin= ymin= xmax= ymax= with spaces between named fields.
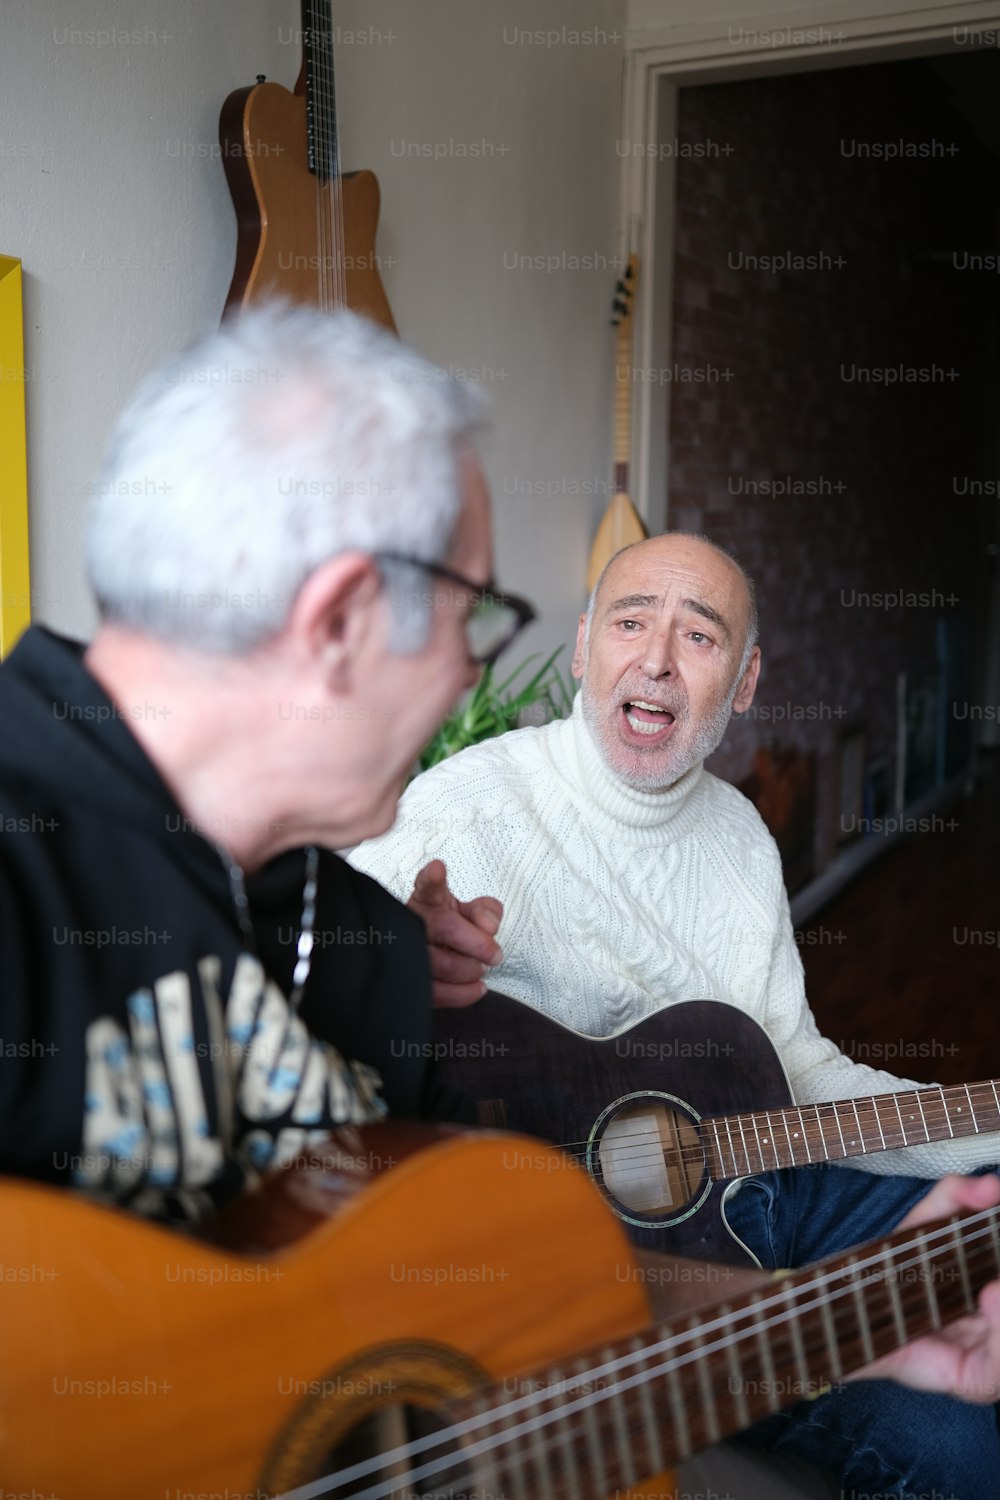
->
xmin=351 ymin=694 xmax=998 ymax=1179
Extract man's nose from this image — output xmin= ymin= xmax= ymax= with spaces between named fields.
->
xmin=641 ymin=626 xmax=676 ymax=678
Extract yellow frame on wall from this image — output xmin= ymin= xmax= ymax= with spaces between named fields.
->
xmin=0 ymin=255 xmax=31 ymax=658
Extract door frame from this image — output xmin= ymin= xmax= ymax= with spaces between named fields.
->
xmin=619 ymin=2 xmax=1000 ymax=528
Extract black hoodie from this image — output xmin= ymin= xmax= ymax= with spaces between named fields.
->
xmin=0 ymin=627 xmax=453 ymax=1221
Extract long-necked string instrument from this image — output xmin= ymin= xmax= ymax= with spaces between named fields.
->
xmin=432 ymin=991 xmax=1000 ymax=1265
xmin=219 ymin=0 xmax=395 ymax=328
xmin=587 ymin=254 xmax=648 ymax=593
xmin=3 ymin=1123 xmax=998 ymax=1496
xmin=276 ymin=1200 xmax=1000 ymax=1500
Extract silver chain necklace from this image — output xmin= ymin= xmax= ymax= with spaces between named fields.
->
xmin=219 ymin=844 xmax=320 ymax=1014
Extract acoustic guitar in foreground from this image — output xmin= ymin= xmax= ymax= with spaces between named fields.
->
xmin=2 ymin=1120 xmax=998 ymax=1498
xmin=220 ymin=0 xmax=395 ymax=326
xmin=433 ymin=992 xmax=1000 ymax=1265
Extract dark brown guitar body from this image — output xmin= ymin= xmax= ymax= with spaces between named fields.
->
xmin=434 ymin=992 xmax=1000 ymax=1268
xmin=433 ymin=992 xmax=793 ymax=1267
xmin=220 ymin=66 xmax=395 ymax=327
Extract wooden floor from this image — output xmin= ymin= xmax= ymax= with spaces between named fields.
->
xmin=798 ymin=753 xmax=1000 ymax=1088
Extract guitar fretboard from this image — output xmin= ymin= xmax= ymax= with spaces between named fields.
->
xmin=450 ymin=1206 xmax=1000 ymax=1495
xmin=303 ymin=0 xmax=339 ymax=182
xmin=703 ymin=1080 xmax=1000 ymax=1181
xmin=612 ymin=257 xmax=635 ymax=482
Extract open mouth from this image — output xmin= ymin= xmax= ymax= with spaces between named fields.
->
xmin=621 ymin=699 xmax=676 ymax=739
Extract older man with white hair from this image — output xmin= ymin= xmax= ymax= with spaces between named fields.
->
xmin=0 ymin=303 xmax=535 ymax=1221
xmin=350 ymin=530 xmax=1000 ymax=1499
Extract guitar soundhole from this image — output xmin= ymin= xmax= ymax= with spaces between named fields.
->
xmin=258 ymin=1343 xmax=493 ymax=1498
xmin=308 ymin=1404 xmax=484 ymax=1498
xmin=592 ymin=1092 xmax=708 ymax=1225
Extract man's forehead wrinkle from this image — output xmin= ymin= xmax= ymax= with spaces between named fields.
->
xmin=605 ymin=592 xmax=658 ymax=614
xmin=617 ymin=556 xmax=733 ymax=593
xmin=596 ymin=547 xmax=751 ymax=636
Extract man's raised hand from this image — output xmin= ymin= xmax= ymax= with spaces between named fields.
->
xmin=408 ymin=859 xmax=504 ymax=1008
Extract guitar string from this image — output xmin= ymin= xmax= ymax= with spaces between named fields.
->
xmin=321 ymin=0 xmax=346 ymax=311
xmin=562 ymin=1103 xmax=990 ymax=1176
xmin=271 ymin=1209 xmax=999 ymax=1500
xmin=320 ymin=1 xmax=337 ymax=311
xmin=306 ymin=0 xmax=342 ymax=311
xmin=549 ymin=1083 xmax=999 ymax=1176
xmin=317 ymin=0 xmax=330 ymax=309
xmin=309 ymin=5 xmax=326 ymax=310
xmin=553 ymin=1082 xmax=1000 ymax=1155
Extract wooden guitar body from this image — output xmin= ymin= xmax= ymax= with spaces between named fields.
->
xmin=587 ymin=255 xmax=647 ymax=591
xmin=587 ymin=490 xmax=648 ymax=592
xmin=5 ymin=1117 xmax=996 ymax=1495
xmin=220 ymin=80 xmax=396 ymax=328
xmin=0 ymin=1123 xmax=674 ymax=1497
xmin=433 ymin=993 xmax=798 ymax=1267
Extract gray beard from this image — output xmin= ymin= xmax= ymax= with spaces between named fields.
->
xmin=580 ymin=677 xmax=739 ymax=792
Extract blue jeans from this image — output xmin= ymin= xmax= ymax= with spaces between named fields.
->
xmin=724 ymin=1162 xmax=1000 ymax=1500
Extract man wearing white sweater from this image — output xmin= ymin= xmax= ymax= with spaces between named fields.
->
xmin=351 ymin=532 xmax=1000 ymax=1500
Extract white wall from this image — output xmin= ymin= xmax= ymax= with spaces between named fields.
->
xmin=1 ymin=0 xmax=298 ymax=640
xmin=1 ymin=0 xmax=627 ymax=675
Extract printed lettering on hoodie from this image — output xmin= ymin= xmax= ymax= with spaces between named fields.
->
xmin=75 ymin=952 xmax=385 ymax=1216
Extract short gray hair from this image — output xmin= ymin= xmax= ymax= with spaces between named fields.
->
xmin=86 ymin=303 xmax=489 ymax=653
xmin=583 ymin=532 xmax=759 ymax=675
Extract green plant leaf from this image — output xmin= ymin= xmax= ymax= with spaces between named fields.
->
xmin=414 ymin=645 xmax=575 ymax=776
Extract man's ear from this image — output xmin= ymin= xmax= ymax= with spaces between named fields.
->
xmin=732 ymin=645 xmax=762 ymax=714
xmin=571 ymin=614 xmax=588 ymax=679
xmin=286 ymin=552 xmax=384 ymax=690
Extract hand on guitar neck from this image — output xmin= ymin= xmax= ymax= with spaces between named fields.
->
xmin=634 ymin=1170 xmax=1000 ymax=1406
xmin=853 ymin=1170 xmax=1000 ymax=1401
xmin=407 ymin=858 xmax=504 ymax=1007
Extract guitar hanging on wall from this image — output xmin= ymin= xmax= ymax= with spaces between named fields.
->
xmin=219 ymin=0 xmax=396 ymax=328
xmin=586 ymin=254 xmax=648 ymax=592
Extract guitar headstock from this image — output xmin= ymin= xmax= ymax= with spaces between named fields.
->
xmin=611 ymin=254 xmax=639 ymax=328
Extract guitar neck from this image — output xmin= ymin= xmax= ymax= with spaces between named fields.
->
xmin=303 ymin=0 xmax=339 ymax=181
xmin=611 ymin=254 xmax=637 ymax=495
xmin=612 ymin=313 xmax=632 ymax=493
xmin=704 ymin=1079 xmax=1000 ymax=1180
xmin=452 ymin=1205 xmax=1000 ymax=1491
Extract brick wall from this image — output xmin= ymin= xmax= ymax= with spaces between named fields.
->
xmin=667 ymin=59 xmax=999 ymax=874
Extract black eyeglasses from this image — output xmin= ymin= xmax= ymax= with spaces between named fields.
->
xmin=374 ymin=551 xmax=536 ymax=666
